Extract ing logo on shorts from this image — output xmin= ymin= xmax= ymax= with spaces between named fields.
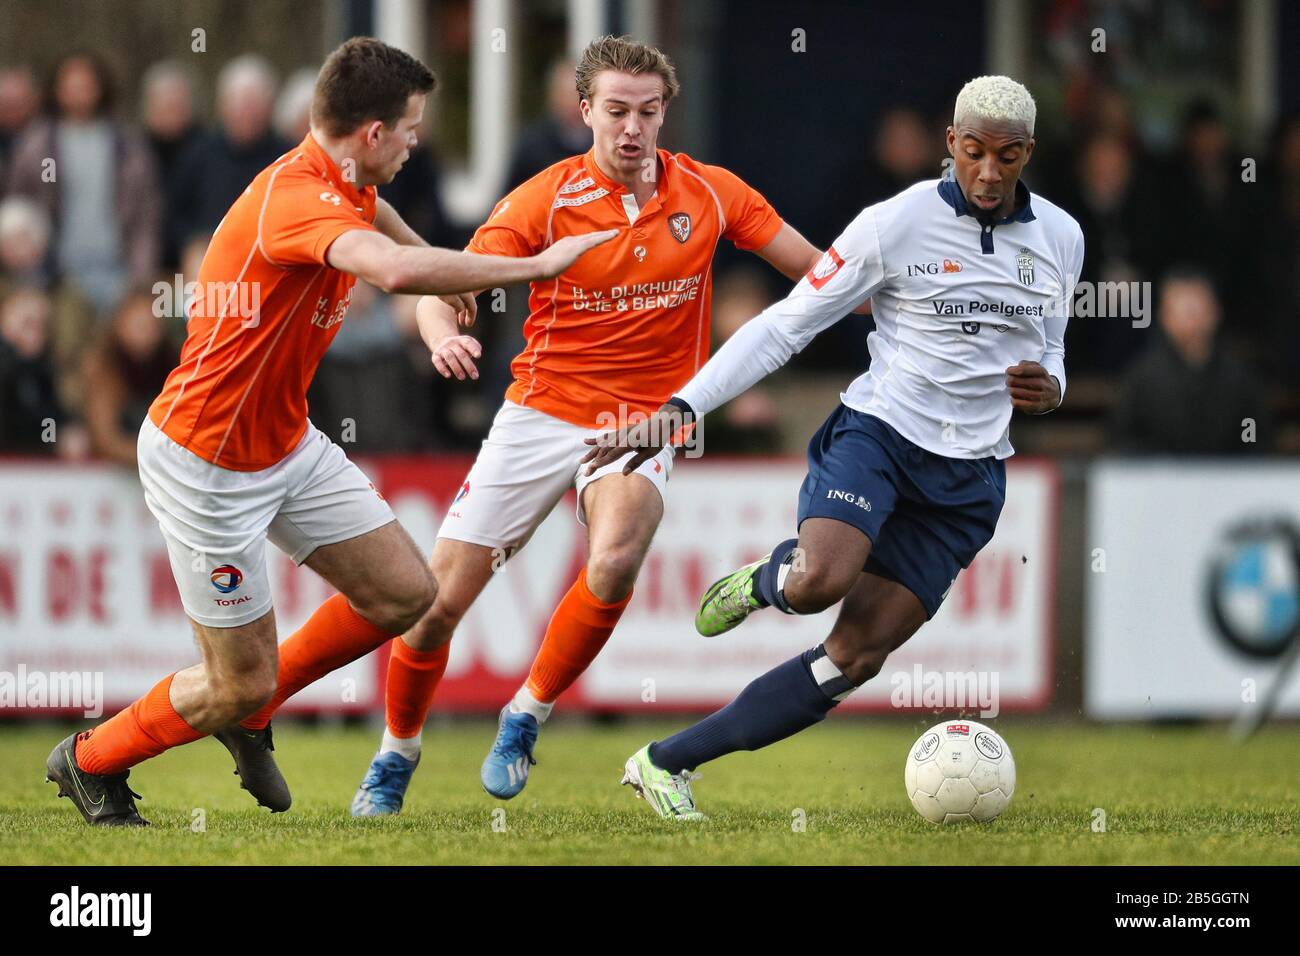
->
xmin=210 ymin=565 xmax=244 ymax=593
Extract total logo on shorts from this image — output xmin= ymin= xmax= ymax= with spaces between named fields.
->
xmin=210 ymin=565 xmax=243 ymax=593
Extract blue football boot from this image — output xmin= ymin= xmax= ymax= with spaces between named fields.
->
xmin=480 ymin=706 xmax=539 ymax=799
xmin=351 ymin=750 xmax=419 ymax=817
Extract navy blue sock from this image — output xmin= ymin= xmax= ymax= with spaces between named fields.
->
xmin=649 ymin=645 xmax=856 ymax=773
xmin=753 ymin=537 xmax=799 ymax=612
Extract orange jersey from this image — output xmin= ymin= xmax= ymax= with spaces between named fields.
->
xmin=468 ymin=148 xmax=783 ymax=428
xmin=149 ymin=133 xmax=378 ymax=471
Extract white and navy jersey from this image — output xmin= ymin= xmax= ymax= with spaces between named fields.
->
xmin=675 ymin=171 xmax=1084 ymax=459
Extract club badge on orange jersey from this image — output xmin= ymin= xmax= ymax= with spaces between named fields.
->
xmin=668 ymin=212 xmax=691 ymax=243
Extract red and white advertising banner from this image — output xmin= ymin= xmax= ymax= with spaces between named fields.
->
xmin=0 ymin=456 xmax=1057 ymax=716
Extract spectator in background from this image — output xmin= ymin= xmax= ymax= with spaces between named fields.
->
xmin=169 ymin=54 xmax=288 ymax=253
xmin=439 ymin=59 xmax=592 ymax=405
xmin=0 ymin=194 xmax=52 ymax=287
xmin=1060 ymin=133 xmax=1151 ymax=372
xmin=1252 ymin=113 xmax=1300 ymax=389
xmin=273 ymin=67 xmax=317 ymax=144
xmin=0 ymin=66 xmax=40 ymax=182
xmin=172 ymin=231 xmax=210 ymax=324
xmin=699 ymin=268 xmax=783 ymax=453
xmin=0 ymin=196 xmax=94 ymax=410
xmin=1151 ymin=101 xmax=1254 ymax=323
xmin=307 ymin=282 xmax=428 ymax=452
xmin=1111 ymin=269 xmax=1271 ymax=455
xmin=0 ymin=286 xmax=86 ymax=456
xmin=863 ymin=107 xmax=936 ymax=205
xmin=81 ymin=287 xmax=176 ymax=467
xmin=5 ymin=50 xmax=160 ymax=312
xmin=378 ymin=102 xmax=458 ymax=249
xmin=504 ymin=58 xmax=591 ymax=190
xmin=141 ymin=60 xmax=199 ymax=270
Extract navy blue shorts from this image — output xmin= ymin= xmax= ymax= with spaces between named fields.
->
xmin=796 ymin=404 xmax=1006 ymax=618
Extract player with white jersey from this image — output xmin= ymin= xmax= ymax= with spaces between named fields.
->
xmin=583 ymin=76 xmax=1084 ymax=819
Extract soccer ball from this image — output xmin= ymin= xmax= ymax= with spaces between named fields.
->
xmin=904 ymin=719 xmax=1015 ymax=824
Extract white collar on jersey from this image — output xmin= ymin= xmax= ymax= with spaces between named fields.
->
xmin=621 ymin=190 xmax=658 ymax=225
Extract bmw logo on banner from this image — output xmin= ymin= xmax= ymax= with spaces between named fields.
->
xmin=1205 ymin=518 xmax=1300 ymax=659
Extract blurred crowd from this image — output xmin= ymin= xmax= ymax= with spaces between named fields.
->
xmin=0 ymin=49 xmax=1295 ymax=465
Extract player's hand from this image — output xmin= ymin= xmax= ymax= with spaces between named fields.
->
xmin=1006 ymin=360 xmax=1060 ymax=414
xmin=439 ymin=292 xmax=478 ymax=328
xmin=580 ymin=403 xmax=686 ymax=476
xmin=534 ymin=229 xmax=619 ymax=280
xmin=431 ymin=334 xmax=482 ymax=381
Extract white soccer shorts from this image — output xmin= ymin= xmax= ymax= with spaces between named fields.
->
xmin=438 ymin=400 xmax=675 ymax=554
xmin=137 ymin=418 xmax=396 ymax=628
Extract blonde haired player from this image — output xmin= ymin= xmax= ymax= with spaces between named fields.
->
xmin=340 ymin=35 xmax=857 ymax=812
xmin=585 ymin=76 xmax=1082 ymax=819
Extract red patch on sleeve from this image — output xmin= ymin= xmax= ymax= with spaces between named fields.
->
xmin=806 ymin=246 xmax=845 ymax=290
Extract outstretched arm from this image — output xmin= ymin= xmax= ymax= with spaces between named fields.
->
xmin=373 ymin=197 xmax=429 ymax=248
xmin=583 ymin=206 xmax=887 ymax=474
xmin=753 ymin=223 xmax=873 ymax=314
xmin=415 ymin=294 xmax=483 ymax=381
xmin=326 ymin=227 xmax=617 ymax=296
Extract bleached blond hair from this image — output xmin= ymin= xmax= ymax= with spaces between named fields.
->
xmin=953 ymin=75 xmax=1036 ymax=136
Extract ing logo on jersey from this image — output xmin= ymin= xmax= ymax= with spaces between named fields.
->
xmin=807 ymin=246 xmax=844 ymax=290
xmin=211 ymin=565 xmax=243 ymax=593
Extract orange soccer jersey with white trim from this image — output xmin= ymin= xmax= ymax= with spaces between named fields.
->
xmin=469 ymin=148 xmax=784 ymax=428
xmin=148 ymin=133 xmax=378 ymax=471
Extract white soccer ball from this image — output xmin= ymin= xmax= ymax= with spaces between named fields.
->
xmin=904 ymin=719 xmax=1016 ymax=824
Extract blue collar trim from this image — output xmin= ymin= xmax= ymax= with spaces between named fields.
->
xmin=937 ymin=170 xmax=1036 ymax=224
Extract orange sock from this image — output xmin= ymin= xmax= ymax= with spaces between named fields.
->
xmin=525 ymin=567 xmax=631 ymax=704
xmin=385 ymin=638 xmax=450 ymax=738
xmin=75 ymin=673 xmax=203 ymax=775
xmin=241 ymin=593 xmax=394 ymax=730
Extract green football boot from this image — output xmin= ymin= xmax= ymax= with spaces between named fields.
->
xmin=695 ymin=553 xmax=769 ymax=637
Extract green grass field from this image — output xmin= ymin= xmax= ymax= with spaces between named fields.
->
xmin=2 ymin=719 xmax=1297 ymax=865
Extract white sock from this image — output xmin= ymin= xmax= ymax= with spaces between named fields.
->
xmin=509 ymin=686 xmax=553 ymax=723
xmin=379 ymin=727 xmax=421 ymax=761
xmin=775 ymin=560 xmax=796 ymax=613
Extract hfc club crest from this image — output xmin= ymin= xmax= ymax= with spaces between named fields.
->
xmin=1016 ymin=247 xmax=1035 ymax=285
xmin=668 ymin=212 xmax=691 ymax=243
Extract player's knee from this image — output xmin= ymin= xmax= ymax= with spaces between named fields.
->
xmin=585 ymin=546 xmax=642 ymax=601
xmin=404 ymin=584 xmax=462 ymax=650
xmin=211 ymin=671 xmax=276 ymax=721
xmin=786 ymin=564 xmax=857 ymax=614
xmin=385 ymin=571 xmax=437 ymax=633
xmin=840 ymin=649 xmax=888 ymax=686
xmin=355 ymin=562 xmax=436 ymax=634
xmin=824 ymin=633 xmax=891 ymax=686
